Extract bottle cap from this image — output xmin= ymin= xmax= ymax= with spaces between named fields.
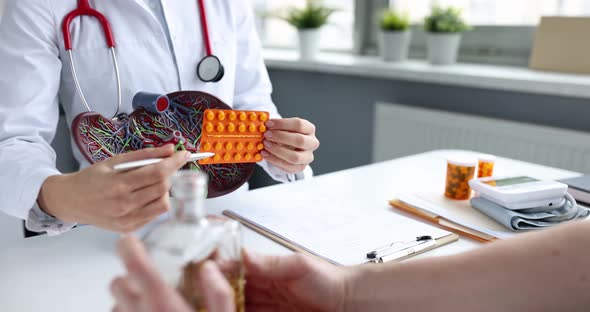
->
xmin=447 ymin=155 xmax=477 ymax=167
xmin=478 ymin=154 xmax=496 ymax=163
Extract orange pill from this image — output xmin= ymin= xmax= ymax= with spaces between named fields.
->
xmin=257 ymin=143 xmax=264 ymax=151
xmin=218 ymin=111 xmax=226 ymax=121
xmin=239 ymin=112 xmax=247 ymax=121
xmin=259 ymin=113 xmax=268 ymax=122
xmin=206 ymin=111 xmax=215 ymax=121
xmin=247 ymin=142 xmax=254 ymax=150
xmin=202 ymin=142 xmax=212 ymax=151
xmin=254 ymin=153 xmax=262 ymax=161
xmin=224 ymin=153 xmax=231 ymax=161
xmin=259 ymin=124 xmax=267 ymax=132
xmin=215 ymin=142 xmax=223 ymax=151
xmin=234 ymin=153 xmax=242 ymax=162
xmin=205 ymin=123 xmax=214 ymax=133
xmin=216 ymin=123 xmax=225 ymax=132
xmin=228 ymin=111 xmax=237 ymax=121
xmin=227 ymin=122 xmax=236 ymax=133
xmin=214 ymin=154 xmax=221 ymax=162
xmin=249 ymin=112 xmax=257 ymax=121
xmin=225 ymin=142 xmax=233 ymax=151
xmin=244 ymin=153 xmax=252 ymax=161
xmin=236 ymin=142 xmax=244 ymax=151
xmin=238 ymin=123 xmax=246 ymax=133
xmin=249 ymin=123 xmax=256 ymax=132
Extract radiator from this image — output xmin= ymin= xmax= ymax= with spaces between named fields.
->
xmin=373 ymin=103 xmax=590 ymax=173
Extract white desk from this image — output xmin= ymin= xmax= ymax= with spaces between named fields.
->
xmin=0 ymin=150 xmax=579 ymax=312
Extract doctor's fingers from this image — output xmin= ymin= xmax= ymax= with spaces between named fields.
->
xmin=266 ymin=118 xmax=316 ymax=135
xmin=106 ymin=145 xmax=176 ymax=166
xmin=118 ymin=195 xmax=170 ymax=233
xmin=260 ymin=151 xmax=307 ymax=174
xmin=262 ymin=141 xmax=314 ymax=167
xmin=264 ymin=130 xmax=320 ymax=151
xmin=127 ymin=179 xmax=172 ymax=209
xmin=121 ymin=151 xmax=190 ymax=191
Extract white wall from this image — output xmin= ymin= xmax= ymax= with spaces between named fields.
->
xmin=0 ymin=0 xmax=4 ymax=19
xmin=374 ymin=102 xmax=590 ymax=173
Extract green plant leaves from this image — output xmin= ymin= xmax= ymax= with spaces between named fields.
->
xmin=278 ymin=0 xmax=336 ymax=30
xmin=380 ymin=10 xmax=410 ymax=32
xmin=424 ymin=6 xmax=471 ymax=33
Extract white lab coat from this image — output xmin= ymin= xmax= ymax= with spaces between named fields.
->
xmin=0 ymin=0 xmax=300 ymax=224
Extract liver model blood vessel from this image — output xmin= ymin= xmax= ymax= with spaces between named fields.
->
xmin=72 ymin=91 xmax=268 ymax=198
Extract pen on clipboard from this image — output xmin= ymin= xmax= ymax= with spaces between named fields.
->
xmin=389 ymin=199 xmax=495 ymax=243
xmin=113 ymin=152 xmax=215 ymax=171
xmin=370 ymin=236 xmax=436 ymax=263
xmin=366 ymin=236 xmax=432 ymax=259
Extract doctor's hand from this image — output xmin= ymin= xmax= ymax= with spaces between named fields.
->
xmin=38 ymin=145 xmax=190 ymax=233
xmin=261 ymin=118 xmax=320 ymax=174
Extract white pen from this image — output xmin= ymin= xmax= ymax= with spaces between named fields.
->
xmin=113 ymin=152 xmax=215 ymax=171
xmin=370 ymin=238 xmax=437 ymax=263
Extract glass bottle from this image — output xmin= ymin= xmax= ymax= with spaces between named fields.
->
xmin=143 ymin=170 xmax=245 ymax=311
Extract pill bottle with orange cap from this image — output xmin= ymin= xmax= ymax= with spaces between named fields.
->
xmin=445 ymin=156 xmax=477 ymax=200
xmin=477 ymin=154 xmax=496 ymax=178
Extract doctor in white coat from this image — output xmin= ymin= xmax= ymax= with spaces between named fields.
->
xmin=0 ymin=0 xmax=319 ymax=236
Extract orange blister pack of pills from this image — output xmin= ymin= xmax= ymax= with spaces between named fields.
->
xmin=199 ymin=109 xmax=269 ymax=165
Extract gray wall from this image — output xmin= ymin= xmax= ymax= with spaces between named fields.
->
xmin=248 ymin=68 xmax=590 ymax=188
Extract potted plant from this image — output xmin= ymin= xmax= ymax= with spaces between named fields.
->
xmin=424 ymin=6 xmax=471 ymax=65
xmin=378 ymin=9 xmax=411 ymax=62
xmin=279 ymin=0 xmax=335 ymax=60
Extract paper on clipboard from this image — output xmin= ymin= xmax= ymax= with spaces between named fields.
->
xmin=223 ymin=194 xmax=457 ymax=266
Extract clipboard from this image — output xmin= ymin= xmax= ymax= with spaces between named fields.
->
xmin=389 ymin=199 xmax=496 ymax=243
xmin=223 ymin=205 xmax=459 ymax=265
xmin=389 ymin=192 xmax=520 ymax=242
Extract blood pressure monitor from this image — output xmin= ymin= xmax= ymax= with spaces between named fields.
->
xmin=469 ymin=176 xmax=568 ymax=210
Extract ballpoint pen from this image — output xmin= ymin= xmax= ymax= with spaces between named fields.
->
xmin=369 ymin=237 xmax=437 ymax=263
xmin=113 ymin=152 xmax=215 ymax=171
xmin=366 ymin=236 xmax=432 ymax=259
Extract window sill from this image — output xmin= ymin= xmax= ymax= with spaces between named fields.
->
xmin=263 ymin=49 xmax=590 ymax=100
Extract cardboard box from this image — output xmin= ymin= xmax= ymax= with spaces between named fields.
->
xmin=530 ymin=16 xmax=590 ymax=75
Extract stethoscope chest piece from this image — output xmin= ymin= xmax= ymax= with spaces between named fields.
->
xmin=197 ymin=55 xmax=225 ymax=82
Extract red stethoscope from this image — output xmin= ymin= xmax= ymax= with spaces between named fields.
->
xmin=62 ymin=0 xmax=224 ymax=119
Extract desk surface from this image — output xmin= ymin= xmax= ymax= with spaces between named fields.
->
xmin=0 ymin=150 xmax=578 ymax=312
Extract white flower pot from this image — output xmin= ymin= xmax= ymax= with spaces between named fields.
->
xmin=426 ymin=33 xmax=462 ymax=65
xmin=298 ymin=29 xmax=321 ymax=61
xmin=379 ymin=30 xmax=411 ymax=62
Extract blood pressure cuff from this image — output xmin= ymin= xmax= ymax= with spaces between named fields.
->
xmin=471 ymin=195 xmax=590 ymax=231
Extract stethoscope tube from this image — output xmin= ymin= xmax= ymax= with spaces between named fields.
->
xmin=63 ymin=0 xmax=122 ymax=119
xmin=67 ymin=48 xmax=123 ymax=120
xmin=62 ymin=0 xmax=222 ymax=120
xmin=198 ymin=0 xmax=213 ymax=57
xmin=196 ymin=0 xmax=225 ymax=82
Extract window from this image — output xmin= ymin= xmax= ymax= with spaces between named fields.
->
xmin=251 ymin=0 xmax=355 ymax=51
xmin=390 ymin=0 xmax=590 ymax=25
